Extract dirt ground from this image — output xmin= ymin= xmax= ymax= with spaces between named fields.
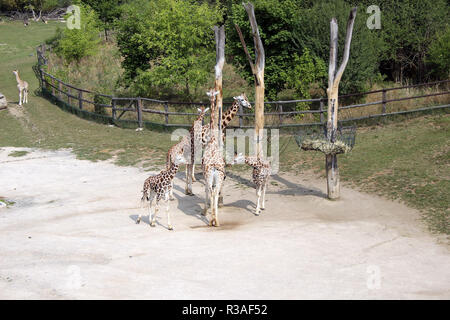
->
xmin=0 ymin=147 xmax=449 ymax=299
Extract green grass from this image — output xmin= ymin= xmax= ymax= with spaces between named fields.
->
xmin=0 ymin=21 xmax=448 ymax=235
xmin=8 ymin=150 xmax=29 ymax=157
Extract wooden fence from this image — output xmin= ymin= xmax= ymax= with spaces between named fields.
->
xmin=36 ymin=44 xmax=450 ymax=129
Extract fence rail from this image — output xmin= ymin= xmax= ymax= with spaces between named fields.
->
xmin=36 ymin=44 xmax=450 ymax=129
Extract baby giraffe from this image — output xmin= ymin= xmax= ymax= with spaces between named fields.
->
xmin=233 ymin=153 xmax=271 ymax=215
xmin=138 ymin=153 xmax=187 ymax=230
xmin=12 ymin=70 xmax=28 ymax=106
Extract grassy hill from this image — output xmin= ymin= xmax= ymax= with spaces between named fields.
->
xmin=0 ymin=21 xmax=448 ymax=234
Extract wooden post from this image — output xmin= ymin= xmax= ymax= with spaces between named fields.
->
xmin=68 ymin=87 xmax=71 ymax=106
xmin=58 ymin=81 xmax=62 ymax=100
xmin=320 ymin=98 xmax=324 ymax=123
xmin=78 ymin=90 xmax=83 ymax=110
xmin=213 ymin=25 xmax=225 ymax=144
xmin=238 ymin=2 xmax=265 ymax=157
xmin=239 ymin=103 xmax=243 ymax=127
xmin=51 ymin=77 xmax=55 ymax=96
xmin=112 ymin=98 xmax=116 ymax=120
xmin=325 ymin=7 xmax=357 ymax=200
xmin=382 ymin=89 xmax=387 ymax=114
xmin=164 ymin=102 xmax=169 ymax=125
xmin=278 ymin=103 xmax=283 ymax=125
xmin=137 ymin=98 xmax=143 ymax=128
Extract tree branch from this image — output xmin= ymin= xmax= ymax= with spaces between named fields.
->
xmin=333 ymin=7 xmax=357 ymax=88
xmin=234 ymin=23 xmax=259 ymax=85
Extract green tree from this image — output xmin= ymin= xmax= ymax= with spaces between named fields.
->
xmin=285 ymin=48 xmax=326 ymax=110
xmin=81 ymin=0 xmax=125 ymax=40
xmin=53 ymin=3 xmax=100 ymax=63
xmin=292 ymin=0 xmax=382 ymax=95
xmin=116 ymin=0 xmax=223 ymax=100
xmin=371 ymin=0 xmax=449 ymax=83
xmin=427 ymin=26 xmax=450 ymax=79
xmin=226 ymin=0 xmax=303 ymax=100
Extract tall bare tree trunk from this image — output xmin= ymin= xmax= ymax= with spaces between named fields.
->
xmin=325 ymin=7 xmax=357 ymax=200
xmin=243 ymin=2 xmax=265 ymax=157
xmin=214 ymin=25 xmax=225 ymax=144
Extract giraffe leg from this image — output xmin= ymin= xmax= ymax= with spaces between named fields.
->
xmin=203 ymin=185 xmax=209 ymax=216
xmin=209 ymin=189 xmax=216 ymax=226
xmin=218 ymin=184 xmax=224 ymax=207
xmin=165 ymin=194 xmax=173 ymax=230
xmin=19 ymin=90 xmax=22 ymax=106
xmin=185 ymin=164 xmax=194 ymax=195
xmin=191 ymin=164 xmax=196 ymax=182
xmin=24 ymin=89 xmax=28 ymax=104
xmin=169 ymin=180 xmax=175 ymax=200
xmin=151 ymin=199 xmax=158 ymax=227
xmin=261 ymin=183 xmax=267 ymax=211
xmin=213 ymin=186 xmax=220 ymax=227
xmin=255 ymin=185 xmax=262 ymax=216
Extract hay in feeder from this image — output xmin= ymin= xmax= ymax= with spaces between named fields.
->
xmin=300 ymin=138 xmax=352 ymax=155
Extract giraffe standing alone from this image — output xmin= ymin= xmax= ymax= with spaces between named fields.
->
xmin=233 ymin=153 xmax=271 ymax=215
xmin=139 ymin=153 xmax=187 ymax=230
xmin=12 ymin=70 xmax=28 ymax=106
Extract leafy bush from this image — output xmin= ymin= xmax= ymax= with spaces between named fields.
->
xmin=53 ymin=3 xmax=101 ymax=64
xmin=427 ymin=26 xmax=450 ymax=79
xmin=116 ymin=0 xmax=223 ymax=100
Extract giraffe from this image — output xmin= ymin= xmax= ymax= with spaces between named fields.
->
xmin=139 ymin=153 xmax=187 ymax=230
xmin=201 ymin=89 xmax=225 ymax=226
xmin=202 ymin=131 xmax=225 ymax=226
xmin=233 ymin=153 xmax=271 ymax=216
xmin=167 ymin=107 xmax=209 ymax=198
xmin=12 ymin=70 xmax=28 ymax=106
xmin=185 ymin=106 xmax=209 ymax=195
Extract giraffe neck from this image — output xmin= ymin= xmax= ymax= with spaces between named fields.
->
xmin=167 ymin=163 xmax=180 ymax=179
xmin=14 ymin=73 xmax=21 ymax=85
xmin=221 ymin=101 xmax=240 ymax=131
xmin=245 ymin=156 xmax=260 ymax=167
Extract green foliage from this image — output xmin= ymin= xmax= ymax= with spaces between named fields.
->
xmin=226 ymin=0 xmax=302 ymax=100
xmin=116 ymin=0 xmax=223 ymax=100
xmin=0 ymin=0 xmax=69 ymax=11
xmin=81 ymin=0 xmax=125 ymax=32
xmin=53 ymin=3 xmax=100 ymax=64
xmin=285 ymin=48 xmax=326 ymax=111
xmin=292 ymin=0 xmax=382 ymax=95
xmin=372 ymin=0 xmax=449 ymax=82
xmin=427 ymin=26 xmax=450 ymax=79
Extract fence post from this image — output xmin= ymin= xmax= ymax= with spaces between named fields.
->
xmin=51 ymin=77 xmax=55 ymax=96
xmin=320 ymin=98 xmax=324 ymax=123
xmin=78 ymin=90 xmax=83 ymax=110
xmin=112 ymin=98 xmax=116 ymax=121
xmin=58 ymin=81 xmax=62 ymax=100
xmin=164 ymin=102 xmax=169 ymax=126
xmin=382 ymin=89 xmax=387 ymax=114
xmin=137 ymin=98 xmax=143 ymax=128
xmin=67 ymin=87 xmax=71 ymax=106
xmin=278 ymin=103 xmax=283 ymax=125
xmin=239 ymin=103 xmax=243 ymax=128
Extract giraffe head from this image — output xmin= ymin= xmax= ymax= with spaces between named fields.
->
xmin=232 ymin=152 xmax=246 ymax=165
xmin=173 ymin=153 xmax=187 ymax=166
xmin=12 ymin=70 xmax=19 ymax=76
xmin=206 ymin=88 xmax=219 ymax=98
xmin=197 ymin=106 xmax=210 ymax=114
xmin=233 ymin=93 xmax=251 ymax=109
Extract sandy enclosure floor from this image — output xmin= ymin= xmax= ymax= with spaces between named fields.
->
xmin=0 ymin=147 xmax=449 ymax=299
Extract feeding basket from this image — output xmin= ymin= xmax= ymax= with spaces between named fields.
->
xmin=294 ymin=124 xmax=356 ymax=155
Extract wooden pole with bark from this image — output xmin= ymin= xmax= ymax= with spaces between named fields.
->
xmin=213 ymin=25 xmax=225 ymax=145
xmin=325 ymin=7 xmax=357 ymax=200
xmin=236 ymin=2 xmax=265 ymax=157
